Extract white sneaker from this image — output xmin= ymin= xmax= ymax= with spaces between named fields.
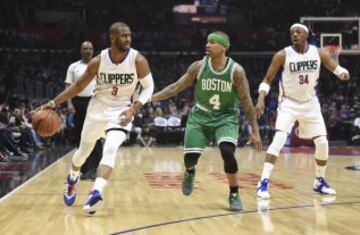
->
xmin=257 ymin=178 xmax=270 ymax=199
xmin=313 ymin=177 xmax=336 ymax=195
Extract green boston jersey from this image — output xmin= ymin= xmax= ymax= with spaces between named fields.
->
xmin=195 ymin=56 xmax=239 ymax=113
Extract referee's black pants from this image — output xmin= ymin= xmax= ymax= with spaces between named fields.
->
xmin=72 ymin=96 xmax=102 ymax=174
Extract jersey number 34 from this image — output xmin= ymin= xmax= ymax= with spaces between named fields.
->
xmin=298 ymin=74 xmax=309 ymax=85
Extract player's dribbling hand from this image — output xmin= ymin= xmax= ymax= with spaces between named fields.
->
xmin=119 ymin=108 xmax=134 ymax=126
xmin=37 ymin=100 xmax=56 ymax=111
xmin=338 ymin=72 xmax=350 ymax=81
xmin=250 ymin=132 xmax=263 ymax=152
xmin=255 ymin=100 xmax=265 ymax=118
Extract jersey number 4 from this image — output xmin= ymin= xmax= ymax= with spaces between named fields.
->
xmin=209 ymin=94 xmax=221 ymax=110
xmin=298 ymin=74 xmax=309 ymax=85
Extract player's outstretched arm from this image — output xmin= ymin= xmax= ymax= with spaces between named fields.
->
xmin=41 ymin=55 xmax=100 ymax=109
xmin=233 ymin=64 xmax=263 ymax=152
xmin=255 ymin=50 xmax=285 ymax=116
xmin=151 ymin=60 xmax=202 ymax=102
xmin=318 ymin=48 xmax=350 ymax=81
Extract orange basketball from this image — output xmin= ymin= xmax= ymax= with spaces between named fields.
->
xmin=32 ymin=109 xmax=61 ymax=137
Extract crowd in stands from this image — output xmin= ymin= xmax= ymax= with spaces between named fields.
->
xmin=1 ymin=0 xmax=359 ymax=51
xmin=0 ymin=93 xmax=67 ymax=162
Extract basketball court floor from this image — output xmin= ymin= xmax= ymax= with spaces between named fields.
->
xmin=0 ymin=146 xmax=359 ymax=235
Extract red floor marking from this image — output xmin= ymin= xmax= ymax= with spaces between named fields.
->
xmin=144 ymin=172 xmax=200 ymax=189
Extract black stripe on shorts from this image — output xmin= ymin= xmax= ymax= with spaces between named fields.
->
xmin=105 ymin=128 xmax=129 ymax=134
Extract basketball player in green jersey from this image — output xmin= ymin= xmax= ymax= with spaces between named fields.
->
xmin=152 ymin=31 xmax=262 ymax=211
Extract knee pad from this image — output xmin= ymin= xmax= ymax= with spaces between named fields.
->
xmin=267 ymin=131 xmax=288 ymax=157
xmin=100 ymin=130 xmax=127 ymax=168
xmin=184 ymin=153 xmax=201 ymax=168
xmin=314 ymin=136 xmax=328 ymax=161
xmin=219 ymin=142 xmax=238 ymax=174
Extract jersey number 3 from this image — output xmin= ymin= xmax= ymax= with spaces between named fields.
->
xmin=298 ymin=74 xmax=309 ymax=85
xmin=111 ymin=86 xmax=118 ymax=96
xmin=209 ymin=94 xmax=220 ymax=110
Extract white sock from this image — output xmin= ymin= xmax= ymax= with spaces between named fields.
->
xmin=261 ymin=162 xmax=274 ymax=180
xmin=69 ymin=168 xmax=80 ymax=181
xmin=315 ymin=164 xmax=326 ymax=178
xmin=93 ymin=177 xmax=107 ymax=193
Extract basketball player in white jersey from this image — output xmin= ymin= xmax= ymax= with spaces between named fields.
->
xmin=255 ymin=23 xmax=350 ymax=199
xmin=65 ymin=41 xmax=102 ymax=180
xmin=40 ymin=22 xmax=154 ymax=214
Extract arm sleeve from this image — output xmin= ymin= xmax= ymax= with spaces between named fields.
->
xmin=136 ymin=73 xmax=154 ymax=105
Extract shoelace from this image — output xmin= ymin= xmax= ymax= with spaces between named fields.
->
xmin=261 ymin=180 xmax=268 ymax=191
xmin=65 ymin=180 xmax=77 ymax=196
xmin=86 ymin=191 xmax=100 ymax=203
xmin=318 ymin=177 xmax=330 ymax=188
xmin=65 ymin=186 xmax=73 ymax=196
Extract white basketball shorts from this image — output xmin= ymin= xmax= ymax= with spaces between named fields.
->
xmin=275 ymin=96 xmax=326 ymax=139
xmin=80 ymin=98 xmax=133 ymax=142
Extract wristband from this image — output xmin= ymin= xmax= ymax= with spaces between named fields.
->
xmin=333 ymin=65 xmax=349 ymax=77
xmin=258 ymin=82 xmax=270 ymax=95
xmin=49 ymin=100 xmax=56 ymax=108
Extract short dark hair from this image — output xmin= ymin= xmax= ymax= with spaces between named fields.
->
xmin=109 ymin=22 xmax=130 ymax=35
xmin=80 ymin=41 xmax=93 ymax=48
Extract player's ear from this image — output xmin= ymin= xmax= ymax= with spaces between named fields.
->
xmin=109 ymin=34 xmax=115 ymax=43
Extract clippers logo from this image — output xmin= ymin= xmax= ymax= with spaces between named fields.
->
xmin=97 ymin=72 xmax=134 ymax=85
xmin=289 ymin=60 xmax=318 ymax=73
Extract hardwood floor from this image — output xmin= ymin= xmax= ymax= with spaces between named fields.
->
xmin=0 ymin=146 xmax=359 ymax=235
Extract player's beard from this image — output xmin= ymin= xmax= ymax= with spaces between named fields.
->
xmin=114 ymin=39 xmax=129 ymax=51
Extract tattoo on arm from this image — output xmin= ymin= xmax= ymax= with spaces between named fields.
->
xmin=233 ymin=65 xmax=259 ymax=131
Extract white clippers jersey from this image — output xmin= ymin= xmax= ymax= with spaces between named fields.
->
xmin=94 ymin=48 xmax=139 ymax=107
xmin=280 ymin=45 xmax=321 ymax=102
